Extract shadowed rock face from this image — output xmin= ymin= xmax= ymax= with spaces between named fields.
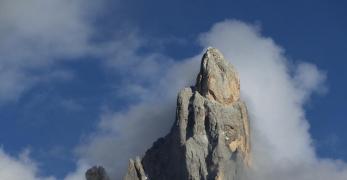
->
xmin=86 ymin=166 xmax=110 ymax=180
xmin=86 ymin=47 xmax=250 ymax=180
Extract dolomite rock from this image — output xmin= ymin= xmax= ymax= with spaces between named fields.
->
xmin=196 ymin=47 xmax=240 ymax=105
xmin=124 ymin=157 xmax=147 ymax=180
xmin=85 ymin=47 xmax=251 ymax=180
xmin=123 ymin=47 xmax=251 ymax=180
xmin=85 ymin=166 xmax=110 ymax=180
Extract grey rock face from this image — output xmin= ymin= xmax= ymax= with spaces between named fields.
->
xmin=124 ymin=157 xmax=147 ymax=180
xmin=86 ymin=166 xmax=110 ymax=180
xmin=123 ymin=47 xmax=251 ymax=180
xmin=85 ymin=47 xmax=250 ymax=180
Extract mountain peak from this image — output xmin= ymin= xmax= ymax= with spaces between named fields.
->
xmin=196 ymin=47 xmax=240 ymax=105
xmin=86 ymin=48 xmax=250 ymax=180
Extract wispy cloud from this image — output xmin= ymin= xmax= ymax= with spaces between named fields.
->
xmin=0 ymin=148 xmax=55 ymax=180
xmin=0 ymin=0 xmax=100 ymax=103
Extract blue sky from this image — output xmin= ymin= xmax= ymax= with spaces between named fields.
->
xmin=0 ymin=0 xmax=347 ymax=179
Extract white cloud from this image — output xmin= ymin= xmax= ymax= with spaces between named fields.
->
xmin=63 ymin=160 xmax=91 ymax=180
xmin=74 ymin=20 xmax=347 ymax=180
xmin=0 ymin=147 xmax=91 ymax=180
xmin=0 ymin=148 xmax=55 ymax=180
xmin=198 ymin=20 xmax=347 ymax=179
xmin=0 ymin=0 xmax=101 ymax=178
xmin=74 ymin=34 xmax=202 ymax=178
xmin=294 ymin=62 xmax=328 ymax=100
xmin=0 ymin=0 xmax=100 ymax=102
xmin=199 ymin=20 xmax=316 ymax=163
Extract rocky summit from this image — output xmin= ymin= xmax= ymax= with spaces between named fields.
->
xmin=86 ymin=47 xmax=251 ymax=180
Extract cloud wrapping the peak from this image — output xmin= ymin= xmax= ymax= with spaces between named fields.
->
xmin=199 ymin=20 xmax=347 ymax=179
xmin=73 ymin=20 xmax=347 ymax=180
xmin=199 ymin=20 xmax=316 ymax=163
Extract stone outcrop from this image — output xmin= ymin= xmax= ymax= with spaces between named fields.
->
xmin=86 ymin=47 xmax=251 ymax=180
xmin=85 ymin=166 xmax=110 ymax=180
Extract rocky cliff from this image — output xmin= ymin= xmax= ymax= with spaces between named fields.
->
xmin=86 ymin=47 xmax=250 ymax=180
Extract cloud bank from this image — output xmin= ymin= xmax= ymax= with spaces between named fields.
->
xmin=74 ymin=20 xmax=347 ymax=180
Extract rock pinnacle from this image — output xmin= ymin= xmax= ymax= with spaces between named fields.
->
xmin=86 ymin=47 xmax=251 ymax=180
xmin=196 ymin=47 xmax=240 ymax=105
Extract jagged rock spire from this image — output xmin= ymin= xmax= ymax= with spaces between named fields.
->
xmin=86 ymin=47 xmax=251 ymax=180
